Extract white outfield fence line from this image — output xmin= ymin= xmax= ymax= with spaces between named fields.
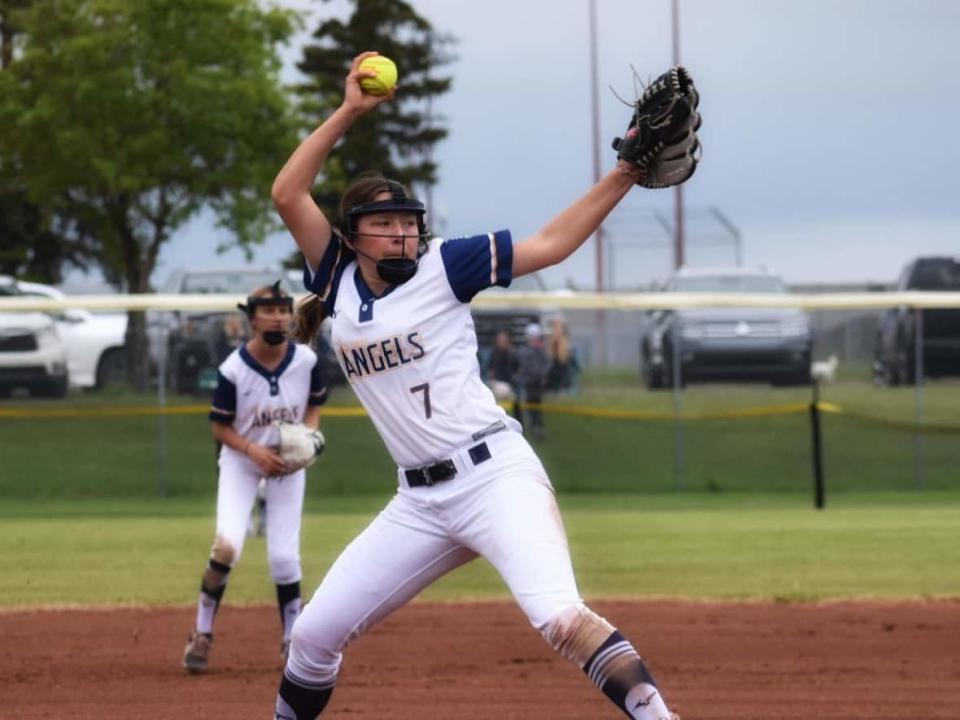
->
xmin=2 ymin=291 xmax=960 ymax=312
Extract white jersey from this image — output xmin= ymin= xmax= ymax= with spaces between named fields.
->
xmin=209 ymin=342 xmax=327 ymax=462
xmin=305 ymin=232 xmax=521 ymax=469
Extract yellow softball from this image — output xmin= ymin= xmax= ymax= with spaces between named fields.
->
xmin=358 ymin=55 xmax=398 ymax=96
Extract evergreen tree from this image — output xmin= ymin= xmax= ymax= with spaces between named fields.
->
xmin=294 ymin=0 xmax=455 ymax=228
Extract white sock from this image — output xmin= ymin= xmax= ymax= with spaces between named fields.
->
xmin=195 ymin=591 xmax=218 ymax=635
xmin=624 ymin=684 xmax=672 ymax=720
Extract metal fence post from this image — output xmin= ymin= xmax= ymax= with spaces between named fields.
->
xmin=157 ymin=318 xmax=169 ymax=497
xmin=671 ymin=330 xmax=685 ymax=490
xmin=914 ymin=308 xmax=925 ymax=490
xmin=810 ymin=379 xmax=825 ymax=509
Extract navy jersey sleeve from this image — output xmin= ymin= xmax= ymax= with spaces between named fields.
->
xmin=302 ymin=230 xmax=356 ymax=314
xmin=308 ymin=359 xmax=328 ymax=407
xmin=208 ymin=371 xmax=237 ymax=424
xmin=439 ymin=230 xmax=513 ymax=302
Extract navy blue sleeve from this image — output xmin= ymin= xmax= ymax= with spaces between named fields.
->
xmin=439 ymin=230 xmax=513 ymax=302
xmin=209 ymin=371 xmax=237 ymax=424
xmin=302 ymin=231 xmax=356 ymax=313
xmin=308 ymin=359 xmax=328 ymax=407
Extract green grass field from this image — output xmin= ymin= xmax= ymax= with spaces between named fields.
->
xmin=1 ymin=377 xmax=958 ymax=497
xmin=1 ymin=492 xmax=957 ymax=607
xmin=1 ymin=376 xmax=958 ymax=609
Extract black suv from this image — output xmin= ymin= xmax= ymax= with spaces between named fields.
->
xmin=874 ymin=256 xmax=960 ymax=385
xmin=641 ymin=267 xmax=813 ymax=388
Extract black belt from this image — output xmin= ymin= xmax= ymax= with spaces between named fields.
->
xmin=404 ymin=441 xmax=493 ymax=487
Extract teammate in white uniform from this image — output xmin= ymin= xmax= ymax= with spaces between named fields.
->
xmin=181 ymin=283 xmax=328 ymax=674
xmin=269 ymin=52 xmax=680 ymax=720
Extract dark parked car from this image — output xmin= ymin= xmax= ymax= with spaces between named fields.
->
xmin=874 ymin=256 xmax=960 ymax=385
xmin=149 ymin=268 xmax=342 ymax=394
xmin=641 ymin=267 xmax=812 ymax=389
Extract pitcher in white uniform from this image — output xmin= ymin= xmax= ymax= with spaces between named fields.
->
xmin=269 ymin=52 xmax=682 ymax=720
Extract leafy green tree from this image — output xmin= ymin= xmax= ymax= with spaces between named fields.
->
xmin=0 ymin=0 xmax=300 ymax=388
xmin=0 ymin=0 xmax=29 ymax=68
xmin=0 ymin=0 xmax=80 ymax=284
xmin=0 ymin=190 xmax=94 ymax=282
xmin=294 ymin=0 xmax=455 ymax=228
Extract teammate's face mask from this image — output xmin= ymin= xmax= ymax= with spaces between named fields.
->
xmin=237 ymin=281 xmax=293 ymax=345
xmin=262 ymin=330 xmax=286 ymax=346
xmin=345 ymin=182 xmax=428 ymax=286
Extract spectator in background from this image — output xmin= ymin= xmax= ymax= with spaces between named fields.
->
xmin=484 ymin=329 xmax=519 ymax=405
xmin=212 ymin=312 xmax=249 ymax=364
xmin=546 ymin=316 xmax=579 ymax=395
xmin=515 ymin=322 xmax=549 ymax=439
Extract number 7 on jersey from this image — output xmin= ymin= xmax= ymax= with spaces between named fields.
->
xmin=410 ymin=383 xmax=432 ymax=419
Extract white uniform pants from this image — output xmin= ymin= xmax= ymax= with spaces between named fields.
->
xmin=287 ymin=430 xmax=582 ymax=686
xmin=215 ymin=450 xmax=305 ymax=584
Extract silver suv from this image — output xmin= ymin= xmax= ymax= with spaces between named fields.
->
xmin=641 ymin=267 xmax=812 ymax=388
xmin=0 ymin=276 xmax=70 ymax=397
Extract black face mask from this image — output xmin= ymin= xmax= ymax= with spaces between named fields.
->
xmin=263 ymin=330 xmax=286 ymax=346
xmin=348 ymin=243 xmax=420 ymax=285
xmin=376 ymin=257 xmax=418 ymax=284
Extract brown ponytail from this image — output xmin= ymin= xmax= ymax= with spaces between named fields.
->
xmin=293 ymin=294 xmax=326 ymax=345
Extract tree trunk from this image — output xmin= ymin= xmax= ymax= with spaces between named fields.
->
xmin=124 ymin=265 xmax=152 ymax=391
xmin=113 ymin=196 xmax=154 ymax=393
xmin=124 ymin=310 xmax=150 ymax=392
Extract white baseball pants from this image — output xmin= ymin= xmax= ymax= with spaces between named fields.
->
xmin=286 ymin=430 xmax=582 ymax=686
xmin=215 ymin=451 xmax=306 ymax=584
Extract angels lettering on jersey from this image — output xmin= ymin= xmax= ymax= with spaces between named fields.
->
xmin=338 ymin=331 xmax=425 ymax=380
xmin=209 ymin=343 xmax=327 ymax=453
xmin=251 ymin=406 xmax=302 ymax=428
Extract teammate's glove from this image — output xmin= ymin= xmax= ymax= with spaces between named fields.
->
xmin=612 ymin=65 xmax=702 ymax=189
xmin=274 ymin=421 xmax=325 ymax=473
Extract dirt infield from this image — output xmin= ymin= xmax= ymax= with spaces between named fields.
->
xmin=2 ymin=599 xmax=958 ymax=719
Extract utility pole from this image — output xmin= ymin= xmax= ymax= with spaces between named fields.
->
xmin=671 ymin=0 xmax=685 ymax=270
xmin=588 ymin=0 xmax=604 ymax=292
xmin=587 ymin=0 xmax=609 ymax=365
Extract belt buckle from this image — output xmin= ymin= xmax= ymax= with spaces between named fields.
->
xmin=426 ymin=460 xmax=455 ymax=485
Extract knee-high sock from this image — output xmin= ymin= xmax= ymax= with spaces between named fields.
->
xmin=195 ymin=559 xmax=231 ymax=635
xmin=275 ymin=672 xmax=334 ymax=720
xmin=583 ymin=630 xmax=672 ymax=720
xmin=276 ymin=581 xmax=302 ymax=640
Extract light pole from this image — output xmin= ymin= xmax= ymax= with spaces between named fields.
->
xmin=587 ymin=0 xmax=610 ymax=365
xmin=671 ymin=0 xmax=685 ymax=270
xmin=588 ymin=0 xmax=604 ymax=292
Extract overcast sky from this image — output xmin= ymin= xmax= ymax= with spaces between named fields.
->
xmin=148 ymin=0 xmax=960 ymax=291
